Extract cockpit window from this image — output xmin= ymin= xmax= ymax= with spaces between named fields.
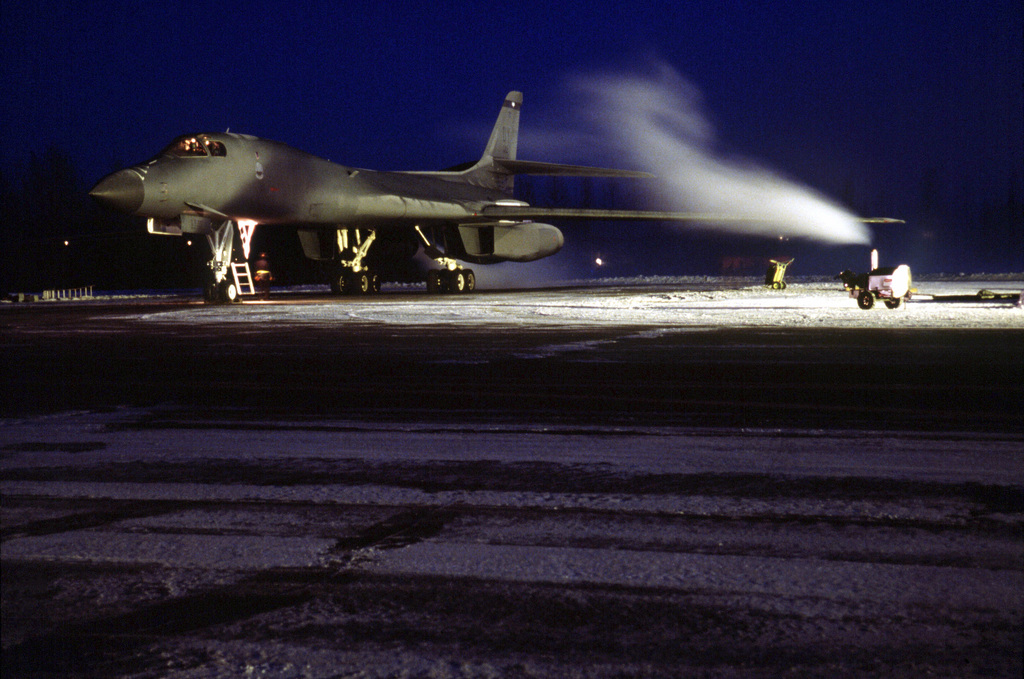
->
xmin=164 ymin=135 xmax=227 ymax=157
xmin=167 ymin=136 xmax=208 ymax=157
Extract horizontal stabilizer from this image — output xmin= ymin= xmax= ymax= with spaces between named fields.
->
xmin=493 ymin=159 xmax=653 ymax=179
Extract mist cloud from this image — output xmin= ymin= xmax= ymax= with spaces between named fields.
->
xmin=530 ymin=65 xmax=871 ymax=245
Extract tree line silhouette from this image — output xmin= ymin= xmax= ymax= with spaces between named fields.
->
xmin=0 ymin=148 xmax=318 ymax=293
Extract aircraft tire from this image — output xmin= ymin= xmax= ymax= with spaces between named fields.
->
xmin=218 ymin=280 xmax=240 ymax=304
xmin=353 ymin=272 xmax=370 ymax=295
xmin=370 ymin=272 xmax=382 ymax=293
xmin=857 ymin=291 xmax=875 ymax=310
xmin=427 ymin=270 xmax=444 ymax=294
xmin=449 ymin=270 xmax=466 ymax=294
xmin=464 ymin=269 xmax=476 ymax=292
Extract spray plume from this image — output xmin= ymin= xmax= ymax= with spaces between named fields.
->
xmin=532 ymin=65 xmax=871 ymax=245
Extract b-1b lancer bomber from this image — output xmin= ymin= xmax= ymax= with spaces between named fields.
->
xmin=89 ymin=91 xmax=892 ymax=302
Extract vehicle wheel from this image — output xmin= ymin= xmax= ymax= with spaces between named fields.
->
xmin=772 ymin=281 xmax=782 ymax=290
xmin=427 ymin=270 xmax=444 ymax=294
xmin=449 ymin=270 xmax=466 ymax=293
xmin=857 ymin=291 xmax=875 ymax=310
xmin=336 ymin=273 xmax=350 ymax=295
xmin=370 ymin=272 xmax=382 ymax=293
xmin=464 ymin=269 xmax=476 ymax=292
xmin=884 ymin=298 xmax=903 ymax=309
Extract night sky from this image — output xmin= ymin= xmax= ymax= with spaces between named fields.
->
xmin=2 ymin=0 xmax=1022 ymax=275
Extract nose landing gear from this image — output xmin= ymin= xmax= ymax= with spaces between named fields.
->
xmin=203 ymin=220 xmax=248 ymax=304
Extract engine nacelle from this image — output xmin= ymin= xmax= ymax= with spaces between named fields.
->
xmin=458 ymin=222 xmax=564 ymax=263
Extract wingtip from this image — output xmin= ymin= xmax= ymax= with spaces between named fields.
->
xmin=859 ymin=217 xmax=906 ymax=224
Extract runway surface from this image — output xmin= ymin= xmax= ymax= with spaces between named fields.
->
xmin=2 ymin=279 xmax=1023 ymax=677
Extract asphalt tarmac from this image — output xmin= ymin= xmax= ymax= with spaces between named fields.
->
xmin=2 ymin=284 xmax=1022 ymax=431
xmin=2 ymin=282 xmax=1023 ymax=677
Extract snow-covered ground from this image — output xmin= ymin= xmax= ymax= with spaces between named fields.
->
xmin=2 ymin=277 xmax=1022 ymax=677
xmin=2 ymin=407 xmax=1022 ymax=677
xmin=124 ymin=278 xmax=1023 ymax=330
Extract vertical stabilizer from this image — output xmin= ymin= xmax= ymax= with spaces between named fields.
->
xmin=483 ymin=91 xmax=521 ymax=162
xmin=464 ymin=91 xmax=522 ymax=195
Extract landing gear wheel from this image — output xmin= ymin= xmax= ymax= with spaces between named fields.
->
xmin=427 ymin=268 xmax=474 ymax=294
xmin=427 ymin=270 xmax=445 ymax=294
xmin=370 ymin=272 xmax=382 ymax=293
xmin=219 ymin=280 xmax=240 ymax=304
xmin=353 ymin=271 xmax=371 ymax=295
xmin=336 ymin=273 xmax=350 ymax=295
xmin=857 ymin=291 xmax=875 ymax=310
xmin=449 ymin=270 xmax=466 ymax=293
xmin=884 ymin=298 xmax=903 ymax=309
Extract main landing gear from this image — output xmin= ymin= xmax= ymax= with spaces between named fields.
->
xmin=427 ymin=267 xmax=476 ymax=294
xmin=414 ymin=225 xmax=475 ymax=295
xmin=331 ymin=268 xmax=383 ymax=295
xmin=330 ymin=228 xmax=383 ymax=295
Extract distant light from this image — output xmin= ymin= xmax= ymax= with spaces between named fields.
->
xmin=64 ymin=240 xmax=69 ymax=246
xmin=186 ymin=240 xmax=192 ymax=246
xmin=595 ymin=257 xmax=604 ymax=266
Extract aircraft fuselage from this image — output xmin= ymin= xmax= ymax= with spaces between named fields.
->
xmin=95 ymin=132 xmax=508 ymax=227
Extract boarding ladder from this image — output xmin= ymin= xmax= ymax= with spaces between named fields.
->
xmin=231 ymin=262 xmax=256 ymax=296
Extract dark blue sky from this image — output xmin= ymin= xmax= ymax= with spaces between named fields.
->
xmin=3 ymin=0 xmax=1022 ymax=271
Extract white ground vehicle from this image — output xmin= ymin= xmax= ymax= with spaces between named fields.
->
xmin=839 ymin=264 xmax=913 ymax=310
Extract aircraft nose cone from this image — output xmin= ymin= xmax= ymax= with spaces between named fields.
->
xmin=89 ymin=170 xmax=144 ymax=213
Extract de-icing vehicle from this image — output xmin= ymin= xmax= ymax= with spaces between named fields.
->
xmin=838 ymin=264 xmax=913 ymax=310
